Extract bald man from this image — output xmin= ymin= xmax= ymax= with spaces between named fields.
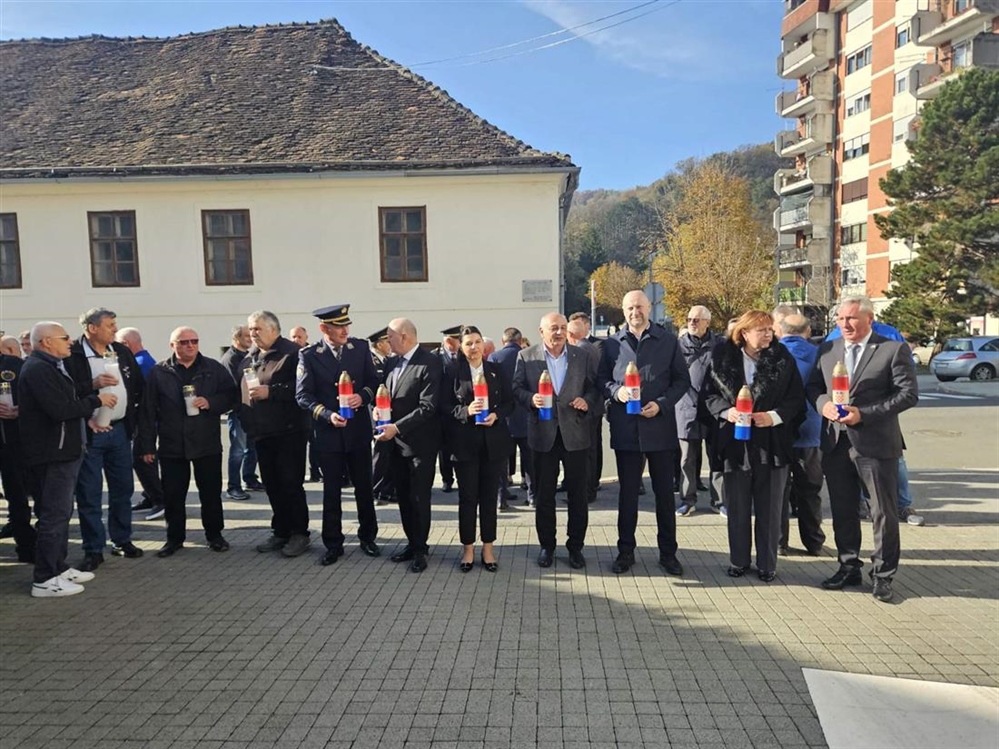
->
xmin=599 ymin=291 xmax=690 ymax=576
xmin=0 ymin=336 xmax=21 ymax=358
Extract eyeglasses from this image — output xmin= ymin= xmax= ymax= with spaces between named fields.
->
xmin=45 ymin=335 xmax=71 ymax=342
xmin=174 ymin=339 xmax=199 ymax=346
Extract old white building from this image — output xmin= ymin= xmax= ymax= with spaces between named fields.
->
xmin=0 ymin=20 xmax=578 ymax=357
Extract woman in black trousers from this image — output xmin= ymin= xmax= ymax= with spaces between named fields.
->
xmin=443 ymin=326 xmax=513 ymax=572
xmin=701 ymin=310 xmax=804 ymax=582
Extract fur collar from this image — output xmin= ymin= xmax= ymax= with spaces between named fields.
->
xmin=709 ymin=339 xmax=792 ymax=407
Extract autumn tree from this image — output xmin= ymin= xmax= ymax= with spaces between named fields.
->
xmin=649 ymin=161 xmax=775 ymax=326
xmin=587 ymin=261 xmax=644 ymax=324
xmin=876 ymin=68 xmax=999 ymax=343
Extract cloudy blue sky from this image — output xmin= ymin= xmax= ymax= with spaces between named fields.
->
xmin=1 ymin=1 xmax=786 ymax=190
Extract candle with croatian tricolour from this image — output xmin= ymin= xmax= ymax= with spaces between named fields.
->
xmin=374 ymin=384 xmax=392 ymax=427
xmin=624 ymin=361 xmax=642 ymax=415
xmin=538 ymin=370 xmax=553 ymax=421
xmin=338 ymin=371 xmax=354 ymax=419
xmin=831 ymin=361 xmax=850 ymax=419
xmin=473 ymin=373 xmax=490 ymax=424
xmin=734 ymin=385 xmax=753 ymax=441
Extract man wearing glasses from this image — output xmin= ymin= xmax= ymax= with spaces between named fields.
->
xmin=19 ymin=323 xmax=116 ymax=596
xmin=65 ymin=307 xmax=146 ymax=571
xmin=137 ymin=328 xmax=237 ymax=558
xmin=675 ymin=306 xmax=725 ymax=517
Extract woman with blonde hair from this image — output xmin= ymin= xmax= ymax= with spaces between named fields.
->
xmin=701 ymin=310 xmax=804 ymax=582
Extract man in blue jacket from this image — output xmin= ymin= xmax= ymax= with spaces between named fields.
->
xmin=598 ymin=291 xmax=690 ymax=576
xmin=776 ymin=314 xmax=826 ymax=555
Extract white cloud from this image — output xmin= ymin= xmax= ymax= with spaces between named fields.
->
xmin=521 ymin=0 xmax=718 ymax=79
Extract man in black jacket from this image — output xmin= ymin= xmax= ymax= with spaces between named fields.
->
xmin=138 ymin=327 xmax=237 ymax=558
xmin=19 ymin=322 xmax=114 ymax=597
xmin=220 ymin=325 xmax=262 ymax=499
xmin=240 ymin=311 xmax=311 ymax=558
xmin=64 ymin=307 xmax=146 ymax=571
xmin=0 ymin=352 xmax=35 ymax=562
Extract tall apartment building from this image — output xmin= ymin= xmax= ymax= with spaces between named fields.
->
xmin=774 ymin=0 xmax=999 ymax=317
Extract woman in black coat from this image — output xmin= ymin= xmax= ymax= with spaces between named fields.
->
xmin=701 ymin=310 xmax=804 ymax=582
xmin=443 ymin=326 xmax=514 ymax=572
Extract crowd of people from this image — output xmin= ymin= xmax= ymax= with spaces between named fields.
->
xmin=0 ymin=290 xmax=918 ymax=602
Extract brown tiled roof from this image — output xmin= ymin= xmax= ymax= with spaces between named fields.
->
xmin=0 ymin=20 xmax=575 ymax=178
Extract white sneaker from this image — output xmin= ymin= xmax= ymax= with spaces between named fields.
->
xmin=60 ymin=568 xmax=95 ymax=583
xmin=31 ymin=575 xmax=85 ymax=598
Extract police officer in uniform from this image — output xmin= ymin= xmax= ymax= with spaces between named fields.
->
xmin=296 ymin=305 xmax=382 ymax=566
xmin=432 ymin=325 xmax=463 ymax=492
xmin=367 ymin=328 xmax=396 ymax=504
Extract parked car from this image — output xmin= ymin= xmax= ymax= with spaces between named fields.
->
xmin=929 ymin=337 xmax=999 ymax=382
xmin=908 ymin=340 xmax=937 ymax=366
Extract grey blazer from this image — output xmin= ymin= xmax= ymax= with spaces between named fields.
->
xmin=806 ymin=333 xmax=918 ymax=459
xmin=512 ymin=343 xmax=601 ymax=453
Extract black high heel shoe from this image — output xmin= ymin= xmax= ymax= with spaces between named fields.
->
xmin=480 ymin=553 xmax=498 ymax=573
xmin=459 ymin=558 xmax=474 ymax=573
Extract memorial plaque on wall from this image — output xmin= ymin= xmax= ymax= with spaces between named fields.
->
xmin=522 ymin=279 xmax=553 ymax=303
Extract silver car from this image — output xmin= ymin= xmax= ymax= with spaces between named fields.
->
xmin=930 ymin=336 xmax=999 ymax=382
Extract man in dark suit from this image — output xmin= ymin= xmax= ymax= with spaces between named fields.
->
xmin=0 ymin=350 xmax=36 ymax=563
xmin=367 ymin=327 xmax=396 ymax=505
xmin=599 ymin=291 xmax=690 ymax=575
xmin=513 ymin=312 xmax=601 ymax=569
xmin=296 ymin=305 xmax=382 ymax=566
xmin=568 ymin=314 xmax=604 ymax=505
xmin=375 ymin=318 xmax=442 ymax=573
xmin=431 ymin=325 xmax=462 ymax=493
xmin=488 ymin=327 xmax=533 ymax=509
xmin=807 ymin=295 xmax=918 ymax=603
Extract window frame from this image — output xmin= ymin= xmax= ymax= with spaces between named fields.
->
xmin=840 ymin=222 xmax=868 ymax=245
xmin=846 ymin=45 xmax=872 ymax=75
xmin=378 ymin=206 xmax=428 ymax=284
xmin=87 ymin=210 xmax=141 ymax=288
xmin=201 ymin=209 xmax=254 ymax=287
xmin=896 ymin=25 xmax=910 ymax=48
xmin=843 ymin=133 xmax=871 ymax=161
xmin=0 ymin=213 xmax=22 ymax=290
xmin=846 ymin=91 xmax=871 ymax=117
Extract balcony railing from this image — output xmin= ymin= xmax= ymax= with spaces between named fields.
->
xmin=916 ymin=0 xmax=999 ymax=47
xmin=777 ymin=29 xmax=833 ymax=78
xmin=779 ymin=286 xmax=807 ymax=303
xmin=778 ymin=247 xmax=810 ymax=268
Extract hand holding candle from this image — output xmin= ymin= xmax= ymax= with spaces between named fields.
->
xmin=374 ymin=384 xmax=392 ymax=427
xmin=734 ymin=385 xmax=753 ymax=441
xmin=623 ymin=361 xmax=642 ymax=415
xmin=472 ymin=372 xmax=490 ymax=425
xmin=831 ymin=361 xmax=850 ymax=419
xmin=536 ymin=370 xmax=553 ymax=421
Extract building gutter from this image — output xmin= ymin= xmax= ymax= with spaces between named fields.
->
xmin=556 ymin=168 xmax=582 ymax=314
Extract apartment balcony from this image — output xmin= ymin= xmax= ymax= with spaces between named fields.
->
xmin=774 ymin=113 xmax=834 ymax=157
xmin=774 ymin=191 xmax=832 ymax=236
xmin=916 ymin=0 xmax=999 ymax=48
xmin=910 ymin=62 xmax=943 ymax=97
xmin=916 ymin=34 xmax=999 ymax=97
xmin=775 ymin=70 xmax=834 ymax=118
xmin=779 ymin=285 xmax=808 ymax=303
xmin=777 ymin=28 xmax=834 ymax=79
xmin=773 ymin=154 xmax=833 ymax=195
xmin=781 ymin=0 xmax=832 ymax=40
xmin=778 ymin=246 xmax=810 ymax=270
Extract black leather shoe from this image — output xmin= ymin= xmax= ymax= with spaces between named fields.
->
xmin=659 ymin=556 xmax=683 ymax=576
xmin=480 ymin=554 xmax=498 ymax=573
xmin=611 ymin=554 xmax=634 ymax=574
xmin=208 ymin=537 xmax=230 ymax=552
xmin=821 ymin=567 xmax=863 ymax=590
xmin=111 ymin=541 xmax=144 ymax=558
xmin=410 ymin=553 xmax=428 ymax=573
xmin=498 ymin=498 xmax=511 ymax=511
xmin=79 ymin=553 xmax=104 ymax=571
xmin=778 ymin=545 xmax=789 ymax=557
xmin=758 ymin=570 xmax=776 ymax=583
xmin=537 ymin=548 xmax=554 ymax=568
xmin=320 ymin=547 xmax=344 ymax=566
xmin=727 ymin=565 xmax=749 ymax=577
xmin=459 ymin=559 xmax=474 ymax=573
xmin=805 ymin=545 xmax=825 ymax=557
xmin=697 ymin=482 xmax=709 ymax=492
xmin=442 ymin=482 xmax=454 ymax=494
xmin=390 ymin=546 xmax=415 ymax=563
xmin=359 ymin=540 xmax=381 ymax=557
xmin=156 ymin=542 xmax=183 ymax=558
xmin=568 ymin=550 xmax=586 ymax=569
xmin=0 ymin=523 xmax=13 ymax=539
xmin=872 ymin=577 xmax=894 ymax=602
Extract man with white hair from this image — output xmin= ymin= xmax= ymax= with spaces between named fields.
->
xmin=675 ymin=305 xmax=724 ymax=517
xmin=19 ymin=322 xmax=115 ymax=596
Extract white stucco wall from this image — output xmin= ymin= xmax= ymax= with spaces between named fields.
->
xmin=0 ymin=170 xmax=569 ymax=359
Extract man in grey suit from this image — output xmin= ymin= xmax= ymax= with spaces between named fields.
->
xmin=513 ymin=312 xmax=601 ymax=569
xmin=807 ymin=295 xmax=918 ymax=603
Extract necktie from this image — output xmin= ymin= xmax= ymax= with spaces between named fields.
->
xmin=333 ymin=347 xmax=342 ymax=361
xmin=390 ymin=359 xmax=406 ymax=395
xmin=848 ymin=344 xmax=861 ymax=378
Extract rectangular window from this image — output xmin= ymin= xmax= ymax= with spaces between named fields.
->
xmin=0 ymin=213 xmax=22 ymax=289
xmin=88 ymin=211 xmax=140 ymax=287
xmin=895 ymin=71 xmax=908 ymax=95
xmin=842 ymin=178 xmax=869 ymax=204
xmin=202 ymin=210 xmax=253 ymax=286
xmin=955 ymin=0 xmax=970 ymax=13
xmin=379 ymin=207 xmax=427 ymax=283
xmin=840 ymin=223 xmax=868 ymax=245
xmin=896 ymin=26 xmax=910 ymax=48
xmin=846 ymin=91 xmax=871 ymax=117
xmin=953 ymin=40 xmax=972 ymax=69
xmin=843 ymin=133 xmax=870 ymax=161
xmin=846 ymin=45 xmax=872 ymax=75
xmin=841 ymin=266 xmax=866 ymax=287
xmin=894 ymin=115 xmax=915 ymax=142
